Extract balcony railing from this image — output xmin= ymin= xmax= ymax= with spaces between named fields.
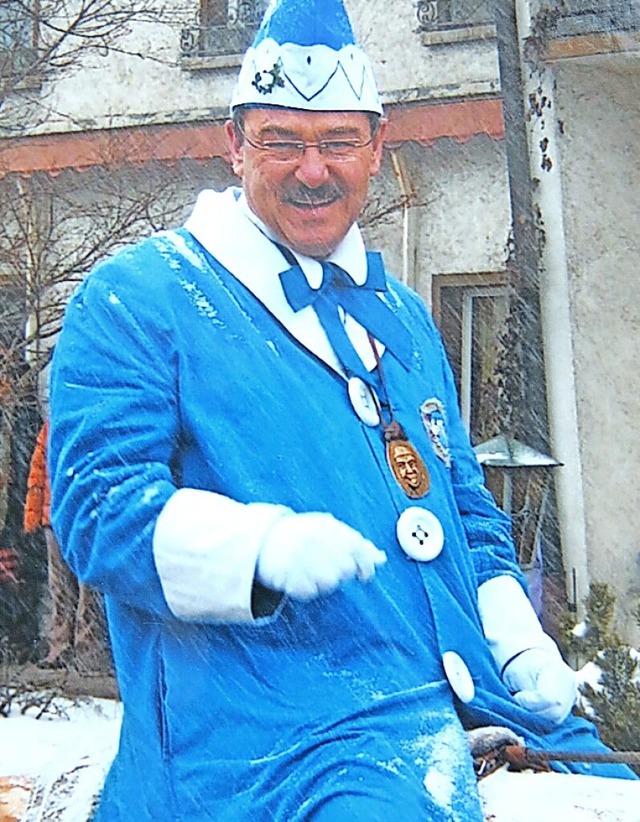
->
xmin=416 ymin=1 xmax=495 ymax=31
xmin=180 ymin=0 xmax=267 ymax=60
xmin=416 ymin=0 xmax=640 ymax=37
xmin=180 ymin=24 xmax=256 ymax=59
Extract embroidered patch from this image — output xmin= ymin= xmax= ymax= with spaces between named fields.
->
xmin=420 ymin=398 xmax=451 ymax=468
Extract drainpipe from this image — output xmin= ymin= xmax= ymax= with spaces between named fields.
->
xmin=16 ymin=177 xmax=50 ymax=415
xmin=514 ymin=0 xmax=589 ymax=612
xmin=389 ymin=149 xmax=417 ymax=290
xmin=16 ymin=177 xmax=40 ymax=367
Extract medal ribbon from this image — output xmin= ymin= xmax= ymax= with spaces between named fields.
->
xmin=367 ymin=332 xmax=431 ymax=499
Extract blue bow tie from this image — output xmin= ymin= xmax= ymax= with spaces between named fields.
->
xmin=279 ymin=250 xmax=412 ymax=382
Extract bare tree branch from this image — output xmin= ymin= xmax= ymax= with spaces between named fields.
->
xmin=0 ymin=0 xmax=187 ymax=104
xmin=0 ymin=163 xmax=188 ymax=413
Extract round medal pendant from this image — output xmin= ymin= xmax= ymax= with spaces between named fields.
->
xmin=386 ymin=438 xmax=430 ymax=499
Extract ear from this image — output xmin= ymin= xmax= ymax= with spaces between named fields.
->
xmin=368 ymin=118 xmax=388 ymax=177
xmin=225 ymin=119 xmax=245 ymax=178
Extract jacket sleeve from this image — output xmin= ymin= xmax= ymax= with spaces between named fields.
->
xmin=49 ymin=240 xmax=294 ymax=624
xmin=420 ymin=299 xmax=524 ymax=588
xmin=48 ymin=250 xmax=180 ymax=618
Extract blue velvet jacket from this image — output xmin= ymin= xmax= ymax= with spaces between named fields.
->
xmin=48 ymin=196 xmax=629 ymax=820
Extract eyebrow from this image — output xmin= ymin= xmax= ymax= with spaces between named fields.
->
xmin=257 ymin=125 xmax=364 ymax=140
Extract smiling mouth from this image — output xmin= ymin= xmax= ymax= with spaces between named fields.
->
xmin=284 ymin=187 xmax=342 ymax=210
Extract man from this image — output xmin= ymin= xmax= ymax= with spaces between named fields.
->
xmin=48 ymin=1 xmax=636 ymax=820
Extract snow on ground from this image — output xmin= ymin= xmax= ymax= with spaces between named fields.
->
xmin=479 ymin=769 xmax=640 ymax=821
xmin=0 ymin=698 xmax=121 ymax=822
xmin=0 ymin=698 xmax=639 ymax=821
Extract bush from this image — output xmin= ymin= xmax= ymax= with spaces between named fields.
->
xmin=561 ymin=582 xmax=640 ymax=765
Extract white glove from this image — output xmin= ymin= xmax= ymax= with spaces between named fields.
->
xmin=502 ymin=642 xmax=577 ymax=724
xmin=478 ymin=575 xmax=577 ymax=725
xmin=256 ymin=512 xmax=387 ymax=600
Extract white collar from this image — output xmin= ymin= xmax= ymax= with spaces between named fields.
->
xmin=183 ymin=187 xmax=381 ymax=376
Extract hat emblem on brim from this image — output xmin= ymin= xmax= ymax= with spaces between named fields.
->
xmin=252 ymin=57 xmax=286 ymax=95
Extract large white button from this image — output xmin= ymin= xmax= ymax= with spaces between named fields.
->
xmin=347 ymin=377 xmax=380 ymax=427
xmin=396 ymin=507 xmax=444 ymax=561
xmin=442 ymin=651 xmax=475 ymax=703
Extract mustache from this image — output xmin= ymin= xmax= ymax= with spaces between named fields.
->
xmin=282 ymin=184 xmax=343 ymax=207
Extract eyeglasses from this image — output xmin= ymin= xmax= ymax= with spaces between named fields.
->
xmin=237 ymin=125 xmax=375 ymax=163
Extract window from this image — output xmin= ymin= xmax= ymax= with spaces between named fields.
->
xmin=432 ymin=272 xmax=509 ymax=444
xmin=181 ymin=0 xmax=267 ymax=63
xmin=433 ymin=272 xmax=553 ymax=590
xmin=0 ymin=0 xmax=39 ymax=78
xmin=201 ymin=0 xmax=228 ymax=27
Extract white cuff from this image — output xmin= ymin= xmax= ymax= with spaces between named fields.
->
xmin=153 ymin=488 xmax=292 ymax=622
xmin=478 ymin=574 xmax=555 ymax=672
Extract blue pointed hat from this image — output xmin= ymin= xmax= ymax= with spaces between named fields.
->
xmin=231 ymin=0 xmax=382 ymax=114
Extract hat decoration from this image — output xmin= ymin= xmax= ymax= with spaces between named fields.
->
xmin=230 ymin=0 xmax=382 ymax=114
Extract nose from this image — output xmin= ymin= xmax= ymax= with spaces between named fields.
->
xmin=294 ymin=146 xmax=331 ymax=188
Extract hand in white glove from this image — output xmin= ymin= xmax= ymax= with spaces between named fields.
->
xmin=502 ymin=640 xmax=577 ymax=724
xmin=256 ymin=512 xmax=386 ymax=600
xmin=478 ymin=575 xmax=577 ymax=725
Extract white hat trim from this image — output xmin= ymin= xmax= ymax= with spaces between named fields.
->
xmin=231 ymin=39 xmax=382 ymax=114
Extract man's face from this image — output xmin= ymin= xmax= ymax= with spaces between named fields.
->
xmin=226 ymin=108 xmax=386 ymax=259
xmin=394 ymin=445 xmax=420 ymax=489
